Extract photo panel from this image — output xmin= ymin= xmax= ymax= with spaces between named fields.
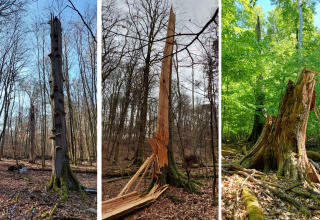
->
xmin=102 ymin=0 xmax=219 ymax=219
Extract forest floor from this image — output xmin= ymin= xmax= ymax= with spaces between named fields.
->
xmin=103 ymin=147 xmax=218 ymax=220
xmin=0 ymin=158 xmax=97 ymax=219
xmin=222 ymin=142 xmax=320 ymax=220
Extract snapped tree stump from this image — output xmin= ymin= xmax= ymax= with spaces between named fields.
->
xmin=239 ymin=69 xmax=320 ymax=183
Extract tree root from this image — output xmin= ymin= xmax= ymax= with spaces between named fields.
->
xmin=222 ymin=163 xmax=265 ymax=176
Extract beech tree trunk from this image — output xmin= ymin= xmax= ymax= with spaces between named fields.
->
xmin=29 ymin=104 xmax=35 ymax=163
xmin=46 ymin=16 xmax=85 ymax=200
xmin=239 ymin=69 xmax=320 ymax=183
xmin=247 ymin=16 xmax=265 ymax=144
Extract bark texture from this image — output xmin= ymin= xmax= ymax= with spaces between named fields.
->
xmin=239 ymin=69 xmax=320 ymax=183
xmin=47 ymin=16 xmax=84 ymax=199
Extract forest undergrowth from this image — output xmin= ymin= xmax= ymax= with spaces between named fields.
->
xmin=0 ymin=158 xmax=97 ymax=219
xmin=222 ymin=143 xmax=320 ymax=220
xmin=103 ymin=143 xmax=218 ymax=220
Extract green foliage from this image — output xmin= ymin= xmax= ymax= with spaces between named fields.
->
xmin=222 ymin=0 xmax=320 ymax=141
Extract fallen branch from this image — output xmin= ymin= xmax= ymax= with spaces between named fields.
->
xmin=222 ymin=163 xmax=265 ymax=175
xmin=27 ymin=168 xmax=96 ymax=174
xmin=241 ymin=187 xmax=265 ymax=220
xmin=49 ymin=203 xmax=58 ymax=218
xmin=236 ymin=171 xmax=310 ymax=215
xmin=103 ymin=177 xmax=129 ymax=183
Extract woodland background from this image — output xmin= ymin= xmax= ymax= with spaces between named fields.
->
xmin=0 ymin=0 xmax=97 ymax=166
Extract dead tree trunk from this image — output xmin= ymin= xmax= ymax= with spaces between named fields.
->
xmin=29 ymin=104 xmax=36 ymax=163
xmin=46 ymin=16 xmax=85 ymax=200
xmin=239 ymin=69 xmax=320 ymax=183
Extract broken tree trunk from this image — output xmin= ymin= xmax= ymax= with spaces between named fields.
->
xmin=103 ymin=6 xmax=199 ymax=219
xmin=29 ymin=104 xmax=36 ymax=163
xmin=46 ymin=15 xmax=85 ymax=200
xmin=239 ymin=69 xmax=320 ymax=183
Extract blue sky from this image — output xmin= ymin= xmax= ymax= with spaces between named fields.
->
xmin=259 ymin=0 xmax=320 ymax=28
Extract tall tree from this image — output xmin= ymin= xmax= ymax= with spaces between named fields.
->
xmin=46 ymin=16 xmax=85 ymax=200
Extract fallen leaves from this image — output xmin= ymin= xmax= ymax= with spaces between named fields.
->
xmin=222 ymin=156 xmax=320 ymax=219
xmin=0 ymin=158 xmax=97 ymax=219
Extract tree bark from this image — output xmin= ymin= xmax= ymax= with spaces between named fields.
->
xmin=29 ymin=104 xmax=36 ymax=163
xmin=47 ymin=16 xmax=85 ymax=200
xmin=247 ymin=16 xmax=265 ymax=144
xmin=239 ymin=69 xmax=320 ymax=183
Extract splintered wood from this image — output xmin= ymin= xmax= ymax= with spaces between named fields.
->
xmin=102 ymin=154 xmax=168 ymax=219
xmin=152 ymin=6 xmax=175 ymax=169
xmin=102 ymin=7 xmax=176 ymax=220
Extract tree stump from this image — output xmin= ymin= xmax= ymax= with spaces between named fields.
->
xmin=239 ymin=69 xmax=320 ymax=183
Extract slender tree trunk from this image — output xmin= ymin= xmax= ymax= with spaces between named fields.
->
xmin=29 ymin=104 xmax=36 ymax=163
xmin=247 ymin=16 xmax=265 ymax=143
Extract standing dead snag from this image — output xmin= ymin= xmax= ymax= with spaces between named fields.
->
xmin=239 ymin=69 xmax=320 ymax=183
xmin=46 ymin=15 xmax=85 ymax=200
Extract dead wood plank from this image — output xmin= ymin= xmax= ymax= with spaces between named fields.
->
xmin=117 ymin=154 xmax=154 ymax=197
xmin=102 ymin=185 xmax=168 ymax=220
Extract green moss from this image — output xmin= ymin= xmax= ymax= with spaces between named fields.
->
xmin=46 ymin=174 xmax=54 ymax=190
xmin=241 ymin=146 xmax=247 ymax=155
xmin=307 ymin=151 xmax=320 ymax=162
xmin=49 ymin=203 xmax=58 ymax=218
xmin=242 ymin=188 xmax=265 ymax=220
xmin=60 ymin=194 xmax=68 ymax=201
xmin=165 ymin=192 xmax=185 ymax=203
xmin=66 ymin=161 xmax=87 ymax=198
xmin=60 ymin=162 xmax=69 ymax=196
xmin=41 ymin=212 xmax=49 ymax=218
xmin=18 ymin=176 xmax=30 ymax=181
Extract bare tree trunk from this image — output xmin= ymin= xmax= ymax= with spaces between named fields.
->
xmin=29 ymin=104 xmax=36 ymax=163
xmin=247 ymin=16 xmax=265 ymax=144
xmin=46 ymin=16 xmax=85 ymax=200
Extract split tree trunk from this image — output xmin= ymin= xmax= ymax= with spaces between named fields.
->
xmin=29 ymin=104 xmax=36 ymax=163
xmin=239 ymin=69 xmax=320 ymax=183
xmin=46 ymin=16 xmax=85 ymax=200
xmin=148 ymin=7 xmax=200 ymax=192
